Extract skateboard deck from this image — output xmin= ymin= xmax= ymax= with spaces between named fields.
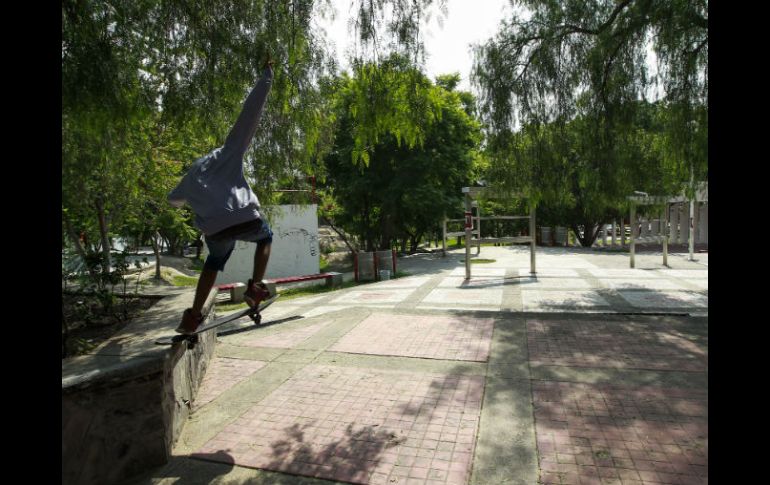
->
xmin=155 ymin=294 xmax=280 ymax=346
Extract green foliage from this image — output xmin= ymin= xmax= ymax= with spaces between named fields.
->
xmin=341 ymin=55 xmax=445 ymax=165
xmin=62 ymin=0 xmax=338 ymax=253
xmin=66 ymin=249 xmax=145 ymax=315
xmin=480 ymin=100 xmax=682 ymax=246
xmin=323 ymin=61 xmax=482 ymax=251
xmin=472 ymin=0 xmax=708 ymax=200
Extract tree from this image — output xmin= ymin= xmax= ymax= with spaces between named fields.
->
xmin=62 ymin=0 xmax=453 ymax=264
xmin=483 ymin=100 xmax=676 ymax=246
xmin=472 ymin=0 xmax=707 ymax=206
xmin=62 ymin=1 xmax=337 ymax=266
xmin=323 ymin=65 xmax=481 ymax=252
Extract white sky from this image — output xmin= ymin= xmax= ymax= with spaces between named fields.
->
xmin=315 ymin=0 xmax=514 ymax=93
xmin=313 ymin=0 xmax=663 ymax=101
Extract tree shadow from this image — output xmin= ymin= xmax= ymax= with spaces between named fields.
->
xmin=520 ymin=312 xmax=708 ymax=483
xmin=263 ymin=421 xmax=406 ymax=483
xmin=133 ymin=307 xmax=707 ymax=485
xmin=389 ymin=310 xmax=709 ymax=484
xmin=217 ymin=315 xmax=306 ymax=337
xmin=122 ymin=450 xmax=236 ymax=485
xmin=526 ymin=313 xmax=708 ymax=372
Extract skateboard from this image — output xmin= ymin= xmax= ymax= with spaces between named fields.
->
xmin=155 ymin=294 xmax=280 ymax=348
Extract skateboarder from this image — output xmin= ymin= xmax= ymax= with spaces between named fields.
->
xmin=168 ymin=54 xmax=275 ymax=334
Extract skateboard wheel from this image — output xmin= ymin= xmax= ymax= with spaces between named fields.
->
xmin=251 ymin=313 xmax=262 ymax=325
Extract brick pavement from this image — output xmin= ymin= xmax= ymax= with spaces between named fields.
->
xmin=243 ymin=321 xmax=333 ymax=349
xmin=527 ymin=319 xmax=707 ymax=372
xmin=193 ymin=358 xmax=268 ymax=411
xmin=330 ymin=313 xmax=495 ymax=362
xmin=533 ymin=382 xmax=707 ymax=485
xmin=193 ymin=365 xmax=485 ymax=485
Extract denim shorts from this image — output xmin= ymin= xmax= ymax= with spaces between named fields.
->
xmin=203 ymin=218 xmax=273 ymax=272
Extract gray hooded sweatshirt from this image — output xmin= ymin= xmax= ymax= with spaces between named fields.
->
xmin=168 ymin=66 xmax=273 ymax=235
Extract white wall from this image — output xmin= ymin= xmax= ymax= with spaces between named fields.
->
xmin=203 ymin=204 xmax=320 ymax=285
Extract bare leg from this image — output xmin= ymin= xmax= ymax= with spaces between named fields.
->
xmin=192 ymin=267 xmax=218 ymax=316
xmin=252 ymin=241 xmax=271 ymax=281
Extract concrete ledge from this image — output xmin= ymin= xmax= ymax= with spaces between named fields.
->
xmin=62 ymin=287 xmax=218 ymax=485
xmin=325 ymin=271 xmax=343 ymax=288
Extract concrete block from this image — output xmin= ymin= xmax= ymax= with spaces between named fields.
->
xmin=325 ymin=272 xmax=343 ymax=288
xmin=230 ymin=282 xmax=246 ymax=303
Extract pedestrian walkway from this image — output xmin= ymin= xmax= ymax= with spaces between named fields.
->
xmin=129 ymin=245 xmax=707 ymax=485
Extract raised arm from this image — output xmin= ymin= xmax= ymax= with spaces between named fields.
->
xmin=223 ymin=56 xmax=274 ymax=157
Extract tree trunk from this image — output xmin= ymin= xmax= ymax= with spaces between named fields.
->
xmin=150 ymin=231 xmax=162 ymax=279
xmin=62 ymin=308 xmax=69 ymax=358
xmin=571 ymin=222 xmax=600 ymax=247
xmin=409 ymin=230 xmax=424 ymax=253
xmin=63 ymin=213 xmax=97 ymax=278
xmin=95 ymin=196 xmax=112 ymax=274
xmin=319 ymin=214 xmax=357 ymax=254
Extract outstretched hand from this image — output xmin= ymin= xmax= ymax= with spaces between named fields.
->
xmin=262 ymin=53 xmax=273 ymax=70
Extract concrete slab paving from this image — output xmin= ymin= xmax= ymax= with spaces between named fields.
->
xmin=126 ymin=246 xmax=707 ymax=485
xmin=330 ymin=313 xmax=495 ymax=362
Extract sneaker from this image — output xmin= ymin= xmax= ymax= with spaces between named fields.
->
xmin=175 ymin=308 xmax=203 ymax=334
xmin=244 ymin=279 xmax=271 ymax=309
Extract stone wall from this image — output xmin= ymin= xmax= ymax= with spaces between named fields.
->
xmin=62 ymin=288 xmax=216 ymax=485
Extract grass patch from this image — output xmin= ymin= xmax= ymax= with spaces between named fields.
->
xmin=212 ymin=270 xmax=415 ymax=305
xmin=320 ymin=255 xmax=329 ymax=272
xmin=172 ymin=275 xmax=199 ymax=287
xmin=189 ymin=258 xmax=204 ymax=273
xmin=279 ymin=280 xmax=359 ymax=300
xmin=273 ymin=270 xmax=413 ymax=301
xmin=216 ymin=301 xmax=249 ymax=313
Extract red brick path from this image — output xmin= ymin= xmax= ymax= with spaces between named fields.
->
xmin=533 ymin=382 xmax=708 ymax=485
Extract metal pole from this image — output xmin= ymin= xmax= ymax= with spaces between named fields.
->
xmin=621 ymin=218 xmax=626 ymax=246
xmin=662 ymin=206 xmax=668 ymax=267
xmin=530 ymin=203 xmax=537 ymax=274
xmin=442 ymin=217 xmax=447 ymax=257
xmin=688 ymin=166 xmax=696 ymax=261
xmin=465 ymin=193 xmax=472 ymax=280
xmin=688 ymin=198 xmax=695 ymax=261
xmin=475 ymin=204 xmax=481 ymax=255
xmin=611 ymin=221 xmax=617 ymax=247
xmin=630 ymin=204 xmax=636 ymax=268
xmin=670 ymin=204 xmax=679 ymax=245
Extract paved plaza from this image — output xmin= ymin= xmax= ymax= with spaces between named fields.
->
xmin=130 ymin=246 xmax=707 ymax=485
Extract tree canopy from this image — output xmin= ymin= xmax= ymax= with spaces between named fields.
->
xmin=62 ymin=1 xmax=448 ymax=255
xmin=472 ymin=0 xmax=708 ymax=199
xmin=323 ymin=64 xmax=482 ymax=251
xmin=62 ymin=0 xmax=708 ymax=257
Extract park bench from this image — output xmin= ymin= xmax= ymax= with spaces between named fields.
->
xmin=216 ymin=272 xmax=343 ymax=302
